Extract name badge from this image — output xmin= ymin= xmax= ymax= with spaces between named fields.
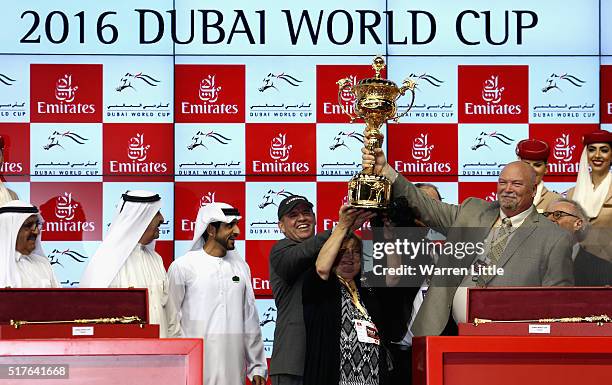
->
xmin=353 ymin=319 xmax=380 ymax=345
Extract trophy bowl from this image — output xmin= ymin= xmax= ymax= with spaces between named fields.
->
xmin=337 ymin=56 xmax=416 ymax=209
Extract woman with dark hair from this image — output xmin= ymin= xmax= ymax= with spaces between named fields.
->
xmin=567 ymin=129 xmax=612 ymax=261
xmin=302 ymin=206 xmax=390 ymax=385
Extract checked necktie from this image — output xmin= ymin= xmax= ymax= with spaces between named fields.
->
xmin=477 ymin=217 xmax=512 ymax=286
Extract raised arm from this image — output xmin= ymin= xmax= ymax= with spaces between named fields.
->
xmin=362 ymin=146 xmax=460 ymax=234
xmin=315 ymin=206 xmax=373 ymax=280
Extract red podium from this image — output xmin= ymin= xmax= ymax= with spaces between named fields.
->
xmin=413 ymin=336 xmax=612 ymax=385
xmin=459 ymin=287 xmax=612 ymax=336
xmin=0 ymin=338 xmax=203 ymax=385
xmin=0 ymin=288 xmax=159 ymax=339
xmin=413 ymin=287 xmax=612 ymax=384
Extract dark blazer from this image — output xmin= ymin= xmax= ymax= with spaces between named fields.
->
xmin=269 ymin=230 xmax=331 ymax=377
xmin=390 ymin=174 xmax=575 ymax=336
xmin=574 ymin=246 xmax=612 ymax=286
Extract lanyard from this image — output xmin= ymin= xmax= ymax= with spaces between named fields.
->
xmin=336 ymin=274 xmax=368 ymax=318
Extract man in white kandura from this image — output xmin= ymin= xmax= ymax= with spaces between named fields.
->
xmin=80 ymin=191 xmax=168 ymax=336
xmin=166 ymin=202 xmax=267 ymax=385
xmin=0 ymin=200 xmax=59 ymax=287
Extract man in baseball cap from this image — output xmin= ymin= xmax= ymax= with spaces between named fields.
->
xmin=516 ymin=138 xmax=561 ymax=212
xmin=269 ymin=194 xmax=372 ymax=385
xmin=166 ymin=202 xmax=267 ymax=385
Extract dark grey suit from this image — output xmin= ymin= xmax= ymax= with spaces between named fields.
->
xmin=390 ymin=175 xmax=574 ymax=336
xmin=269 ymin=230 xmax=331 ymax=379
xmin=574 ymin=247 xmax=612 ymax=286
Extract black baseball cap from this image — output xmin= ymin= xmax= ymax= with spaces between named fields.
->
xmin=277 ymin=195 xmax=313 ymax=220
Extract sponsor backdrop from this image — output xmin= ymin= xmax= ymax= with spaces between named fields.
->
xmin=0 ymin=0 xmax=610 ymax=362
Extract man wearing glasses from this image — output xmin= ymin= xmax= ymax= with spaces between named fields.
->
xmin=0 ymin=135 xmax=19 ymax=204
xmin=0 ymin=200 xmax=59 ymax=287
xmin=544 ymin=199 xmax=612 ymax=286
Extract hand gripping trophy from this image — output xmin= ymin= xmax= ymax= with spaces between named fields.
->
xmin=337 ymin=56 xmax=416 ymax=208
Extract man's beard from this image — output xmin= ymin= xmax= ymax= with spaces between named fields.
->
xmin=499 ymin=196 xmax=518 ymax=211
xmin=216 ymin=236 xmax=235 ymax=251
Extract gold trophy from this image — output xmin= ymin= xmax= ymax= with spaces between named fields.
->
xmin=337 ymin=56 xmax=416 ymax=208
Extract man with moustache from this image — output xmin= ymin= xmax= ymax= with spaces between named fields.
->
xmin=0 ymin=136 xmax=19 ymax=204
xmin=544 ymin=198 xmax=612 ymax=286
xmin=269 ymin=195 xmax=372 ymax=385
xmin=80 ymin=191 xmax=169 ymax=336
xmin=362 ymin=144 xmax=574 ymax=336
xmin=0 ymin=200 xmax=58 ymax=287
xmin=166 ymin=202 xmax=267 ymax=385
xmin=516 ymin=139 xmax=561 ymax=213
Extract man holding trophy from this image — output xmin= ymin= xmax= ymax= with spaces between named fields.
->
xmin=326 ymin=56 xmax=572 ymax=384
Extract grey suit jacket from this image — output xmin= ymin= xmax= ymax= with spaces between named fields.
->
xmin=269 ymin=230 xmax=331 ymax=377
xmin=391 ymin=175 xmax=574 ymax=336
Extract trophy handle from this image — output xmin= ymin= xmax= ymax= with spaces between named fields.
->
xmin=392 ymin=78 xmax=417 ymax=122
xmin=336 ymin=78 xmax=359 ymax=122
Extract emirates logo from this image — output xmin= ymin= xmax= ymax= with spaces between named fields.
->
xmin=55 ymin=192 xmax=78 ymax=221
xmin=481 ymin=75 xmax=504 ymax=104
xmin=127 ymin=133 xmax=150 ymax=162
xmin=55 ymin=74 xmax=78 ymax=103
xmin=552 ymin=134 xmax=576 ymax=162
xmin=269 ymin=133 xmax=292 ymax=161
xmin=338 ymin=75 xmax=357 ymax=109
xmin=411 ymin=133 xmax=434 ymax=161
xmin=200 ymin=192 xmax=216 ymax=206
xmin=199 ymin=75 xmax=221 ymax=103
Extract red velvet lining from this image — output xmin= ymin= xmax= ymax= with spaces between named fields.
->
xmin=467 ymin=287 xmax=612 ymax=322
xmin=0 ymin=288 xmax=149 ymax=324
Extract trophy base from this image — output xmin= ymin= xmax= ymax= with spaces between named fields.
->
xmin=348 ymin=172 xmax=392 ymax=209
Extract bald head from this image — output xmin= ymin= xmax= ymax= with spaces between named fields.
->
xmin=504 ymin=161 xmax=537 ymax=187
xmin=497 ymin=161 xmax=537 ymax=217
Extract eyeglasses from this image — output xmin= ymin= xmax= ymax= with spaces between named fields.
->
xmin=542 ymin=211 xmax=578 ymax=220
xmin=21 ymin=220 xmax=43 ymax=231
